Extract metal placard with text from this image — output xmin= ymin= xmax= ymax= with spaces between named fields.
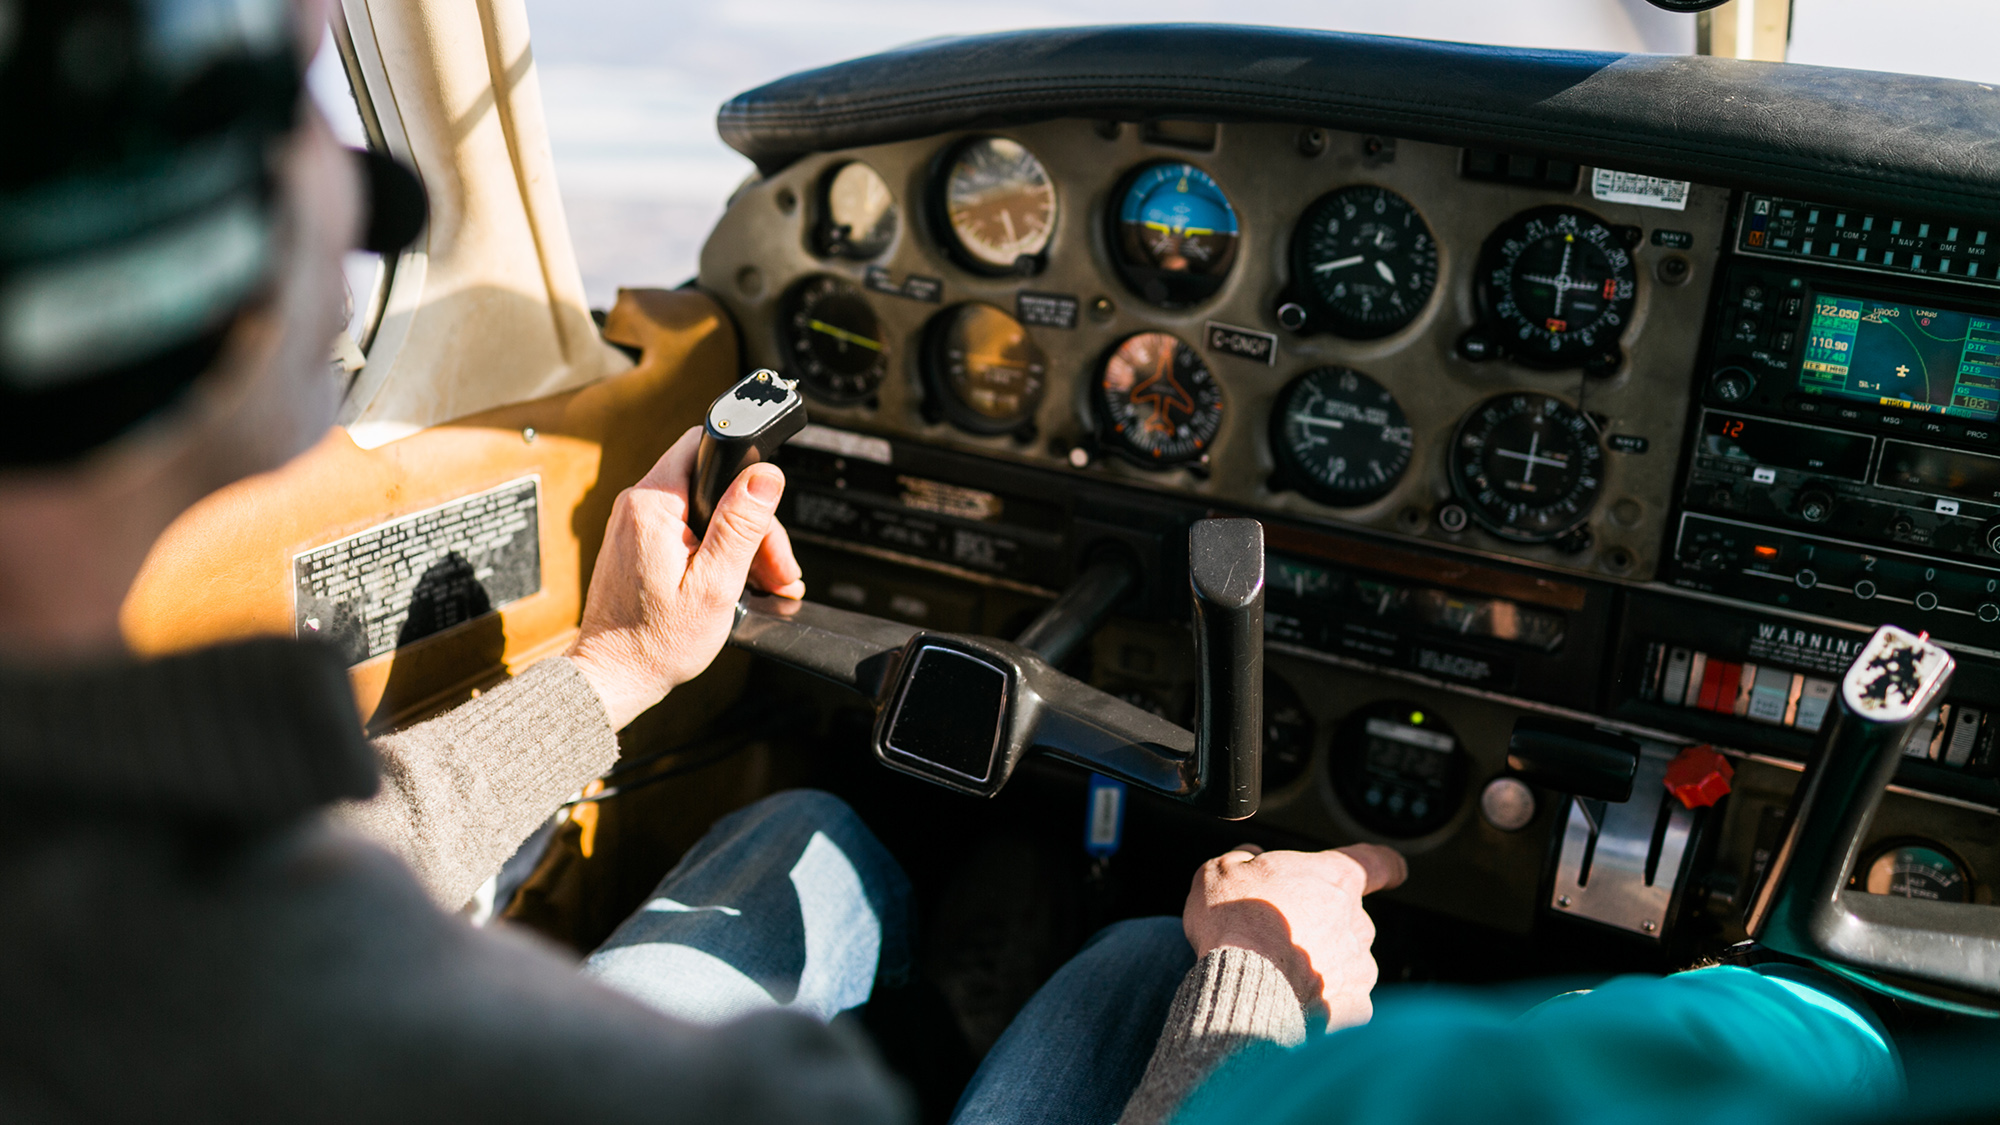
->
xmin=293 ymin=476 xmax=542 ymax=665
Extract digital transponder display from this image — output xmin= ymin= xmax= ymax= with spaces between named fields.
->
xmin=1798 ymin=293 xmax=2000 ymax=421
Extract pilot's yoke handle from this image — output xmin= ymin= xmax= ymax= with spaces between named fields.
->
xmin=690 ymin=369 xmax=1263 ymax=817
xmin=727 ymin=519 xmax=1266 ymax=819
xmin=1744 ymin=624 xmax=2000 ymax=1004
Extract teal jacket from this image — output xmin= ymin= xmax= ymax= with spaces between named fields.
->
xmin=1177 ymin=966 xmax=1901 ymax=1125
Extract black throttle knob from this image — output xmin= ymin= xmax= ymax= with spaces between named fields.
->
xmin=1506 ymin=717 xmax=1640 ymax=802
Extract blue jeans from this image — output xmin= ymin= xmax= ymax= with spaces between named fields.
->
xmin=582 ymin=790 xmax=1193 ymax=1123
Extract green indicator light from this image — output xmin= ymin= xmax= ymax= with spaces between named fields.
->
xmin=1410 ymin=711 xmax=1425 ymax=725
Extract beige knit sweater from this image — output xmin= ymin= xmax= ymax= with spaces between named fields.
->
xmin=336 ymin=655 xmax=1307 ymax=1123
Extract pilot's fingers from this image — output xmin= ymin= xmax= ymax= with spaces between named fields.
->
xmin=1330 ymin=843 xmax=1408 ymax=895
xmin=634 ymin=426 xmax=704 ymax=513
xmin=685 ymin=463 xmax=785 ymax=606
xmin=749 ymin=517 xmax=806 ymax=599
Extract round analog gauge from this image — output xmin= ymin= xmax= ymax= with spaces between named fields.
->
xmin=1450 ymin=393 xmax=1604 ymax=543
xmin=1096 ymin=332 xmax=1224 ymax=467
xmin=924 ymin=303 xmax=1049 ymax=434
xmin=1271 ymin=367 xmax=1413 ymax=507
xmin=778 ymin=276 xmax=888 ymax=403
xmin=1263 ymin=673 xmax=1316 ymax=793
xmin=1859 ymin=842 xmax=1970 ymax=902
xmin=818 ymin=161 xmax=897 ymax=259
xmin=1291 ymin=185 xmax=1439 ymax=338
xmin=1113 ymin=162 xmax=1240 ymax=307
xmin=1477 ymin=206 xmax=1637 ymax=366
xmin=1331 ymin=702 xmax=1467 ymax=838
xmin=939 ymin=136 xmax=1057 ymax=273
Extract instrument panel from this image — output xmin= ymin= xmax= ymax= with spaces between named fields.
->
xmin=700 ymin=120 xmax=1732 ymax=582
xmin=705 ymin=116 xmax=2000 ymax=950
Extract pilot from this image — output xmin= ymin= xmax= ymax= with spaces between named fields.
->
xmin=0 ymin=1 xmax=1405 ymax=1121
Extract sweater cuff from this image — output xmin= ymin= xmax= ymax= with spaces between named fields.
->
xmin=1119 ymin=948 xmax=1307 ymax=1125
xmin=337 ymin=656 xmax=621 ymax=910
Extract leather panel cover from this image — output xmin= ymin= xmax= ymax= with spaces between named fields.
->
xmin=718 ymin=25 xmax=2000 ymax=222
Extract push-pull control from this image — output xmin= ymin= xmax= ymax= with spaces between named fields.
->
xmin=1521 ymin=719 xmax=1711 ymax=941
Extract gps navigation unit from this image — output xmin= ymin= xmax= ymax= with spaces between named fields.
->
xmin=1799 ymin=292 xmax=2000 ymax=421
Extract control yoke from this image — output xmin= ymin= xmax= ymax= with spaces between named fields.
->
xmin=727 ymin=519 xmax=1265 ymax=818
xmin=685 ymin=368 xmax=1261 ymax=817
xmin=1747 ymin=625 xmax=2000 ymax=1003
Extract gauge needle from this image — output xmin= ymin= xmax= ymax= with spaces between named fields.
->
xmin=808 ymin=319 xmax=882 ymax=351
xmin=1293 ymin=416 xmax=1347 ymax=430
xmin=1374 ymin=260 xmax=1396 ymax=284
xmin=1314 ymin=255 xmax=1365 ymax=273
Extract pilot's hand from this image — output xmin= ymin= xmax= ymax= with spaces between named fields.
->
xmin=1182 ymin=842 xmax=1407 ymax=1030
xmin=568 ymin=426 xmax=806 ymax=730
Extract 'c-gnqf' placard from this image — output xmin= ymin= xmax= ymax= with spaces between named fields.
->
xmin=294 ymin=477 xmax=542 ymax=666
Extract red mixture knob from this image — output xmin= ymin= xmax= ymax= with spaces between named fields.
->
xmin=1664 ymin=745 xmax=1734 ymax=809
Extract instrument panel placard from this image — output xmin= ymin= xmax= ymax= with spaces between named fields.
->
xmin=293 ymin=477 xmax=542 ymax=666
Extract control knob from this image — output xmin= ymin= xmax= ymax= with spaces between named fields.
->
xmin=1984 ymin=523 xmax=2000 ymax=554
xmin=1795 ymin=488 xmax=1835 ymax=524
xmin=1708 ymin=367 xmax=1756 ymax=404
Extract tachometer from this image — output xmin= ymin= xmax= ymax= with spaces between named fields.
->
xmin=1450 ymin=393 xmax=1603 ymax=543
xmin=778 ymin=276 xmax=888 ymax=403
xmin=938 ymin=137 xmax=1057 ymax=274
xmin=1290 ymin=186 xmax=1438 ymax=338
xmin=923 ymin=303 xmax=1048 ymax=435
xmin=817 ymin=161 xmax=897 ymax=259
xmin=1476 ymin=205 xmax=1636 ymax=369
xmin=1112 ymin=162 xmax=1239 ymax=308
xmin=1271 ymin=367 xmax=1412 ymax=507
xmin=1096 ymin=332 xmax=1224 ymax=467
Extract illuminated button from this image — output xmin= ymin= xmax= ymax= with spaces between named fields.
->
xmin=1854 ymin=579 xmax=1878 ymax=600
xmin=1479 ymin=777 xmax=1537 ymax=832
xmin=1795 ymin=569 xmax=1818 ymax=589
xmin=1916 ymin=591 xmax=1940 ymax=611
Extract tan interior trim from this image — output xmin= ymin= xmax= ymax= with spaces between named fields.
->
xmin=334 ymin=0 xmax=627 ymax=449
xmin=122 ymin=290 xmax=739 ymax=731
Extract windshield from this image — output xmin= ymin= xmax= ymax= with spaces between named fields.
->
xmin=519 ymin=0 xmax=2000 ymax=307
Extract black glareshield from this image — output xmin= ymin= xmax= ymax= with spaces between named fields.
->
xmin=734 ymin=517 xmax=1265 ymax=817
xmin=1745 ymin=625 xmax=2000 ymax=1004
xmin=691 ymin=370 xmax=807 ymax=537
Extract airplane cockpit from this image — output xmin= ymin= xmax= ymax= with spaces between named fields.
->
xmin=113 ymin=0 xmax=2000 ymax=1116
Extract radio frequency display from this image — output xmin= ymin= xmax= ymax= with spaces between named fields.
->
xmin=1799 ymin=294 xmax=2000 ymax=421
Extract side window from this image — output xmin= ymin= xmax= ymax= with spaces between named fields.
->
xmin=307 ymin=23 xmax=388 ymax=364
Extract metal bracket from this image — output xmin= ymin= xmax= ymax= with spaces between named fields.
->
xmin=1550 ymin=744 xmax=1699 ymax=940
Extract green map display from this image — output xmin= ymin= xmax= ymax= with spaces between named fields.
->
xmin=1799 ymin=294 xmax=2000 ymax=421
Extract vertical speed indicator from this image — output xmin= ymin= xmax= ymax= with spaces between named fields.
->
xmin=1271 ymin=367 xmax=1412 ymax=506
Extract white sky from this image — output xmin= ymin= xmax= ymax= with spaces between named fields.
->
xmin=497 ymin=0 xmax=2000 ymax=304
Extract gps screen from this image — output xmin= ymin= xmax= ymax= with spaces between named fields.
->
xmin=1799 ymin=293 xmax=2000 ymax=422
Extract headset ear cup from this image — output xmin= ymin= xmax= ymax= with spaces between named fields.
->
xmin=352 ymin=148 xmax=426 ymax=256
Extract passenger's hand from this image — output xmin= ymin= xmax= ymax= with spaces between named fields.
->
xmin=1181 ymin=842 xmax=1407 ymax=1030
xmin=567 ymin=426 xmax=806 ymax=729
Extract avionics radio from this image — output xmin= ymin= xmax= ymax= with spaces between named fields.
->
xmin=1667 ymin=254 xmax=2000 ymax=648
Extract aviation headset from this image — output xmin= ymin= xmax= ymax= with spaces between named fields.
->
xmin=0 ymin=0 xmax=422 ymax=468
